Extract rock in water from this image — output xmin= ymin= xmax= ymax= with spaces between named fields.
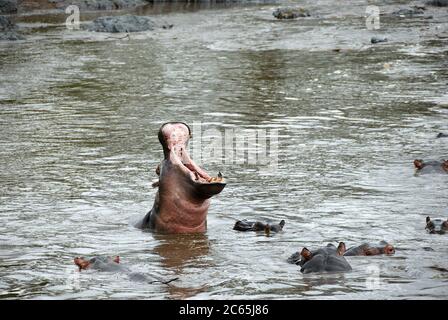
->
xmin=392 ymin=7 xmax=425 ymax=17
xmin=0 ymin=15 xmax=24 ymax=40
xmin=87 ymin=15 xmax=156 ymax=33
xmin=0 ymin=0 xmax=17 ymax=14
xmin=0 ymin=15 xmax=13 ymax=30
xmin=50 ymin=0 xmax=147 ymax=11
xmin=273 ymin=7 xmax=310 ymax=19
xmin=371 ymin=36 xmax=388 ymax=44
xmin=426 ymin=0 xmax=448 ymax=6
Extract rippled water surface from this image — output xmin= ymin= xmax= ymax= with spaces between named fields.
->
xmin=1 ymin=1 xmax=448 ymax=299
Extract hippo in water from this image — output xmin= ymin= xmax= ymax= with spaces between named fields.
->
xmin=343 ymin=241 xmax=395 ymax=256
xmin=74 ymin=256 xmax=123 ymax=272
xmin=74 ymin=256 xmax=178 ymax=283
xmin=233 ymin=219 xmax=285 ymax=235
xmin=436 ymin=133 xmax=448 ymax=138
xmin=288 ymin=243 xmax=352 ymax=274
xmin=135 ymin=122 xmax=226 ymax=233
xmin=414 ymin=159 xmax=448 ymax=174
xmin=425 ymin=216 xmax=448 ymax=234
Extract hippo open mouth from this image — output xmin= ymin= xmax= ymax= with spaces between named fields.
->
xmin=158 ymin=122 xmax=226 ymax=197
xmin=136 ymin=122 xmax=226 ymax=233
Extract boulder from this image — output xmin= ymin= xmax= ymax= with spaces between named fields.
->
xmin=392 ymin=7 xmax=425 ymax=17
xmin=0 ymin=15 xmax=24 ymax=40
xmin=371 ymin=36 xmax=388 ymax=44
xmin=50 ymin=0 xmax=147 ymax=11
xmin=273 ymin=7 xmax=310 ymax=20
xmin=87 ymin=14 xmax=156 ymax=33
xmin=0 ymin=0 xmax=17 ymax=14
xmin=426 ymin=0 xmax=448 ymax=6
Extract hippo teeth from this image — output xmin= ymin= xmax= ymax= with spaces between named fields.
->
xmin=208 ymin=172 xmax=224 ymax=183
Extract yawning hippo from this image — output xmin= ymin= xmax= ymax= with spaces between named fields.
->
xmin=233 ymin=219 xmax=285 ymax=235
xmin=414 ymin=159 xmax=448 ymax=174
xmin=343 ymin=241 xmax=395 ymax=256
xmin=426 ymin=216 xmax=448 ymax=234
xmin=288 ymin=243 xmax=352 ymax=274
xmin=135 ymin=122 xmax=226 ymax=233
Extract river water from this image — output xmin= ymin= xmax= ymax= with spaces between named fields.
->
xmin=0 ymin=1 xmax=447 ymax=299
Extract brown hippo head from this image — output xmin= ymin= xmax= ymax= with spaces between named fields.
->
xmin=414 ymin=159 xmax=448 ymax=174
xmin=74 ymin=256 xmax=120 ymax=271
xmin=136 ymin=122 xmax=226 ymax=233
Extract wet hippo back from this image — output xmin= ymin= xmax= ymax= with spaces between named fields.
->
xmin=343 ymin=244 xmax=368 ymax=256
xmin=301 ymin=253 xmax=350 ymax=273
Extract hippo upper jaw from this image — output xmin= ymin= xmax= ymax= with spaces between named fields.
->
xmin=159 ymin=122 xmax=226 ymax=199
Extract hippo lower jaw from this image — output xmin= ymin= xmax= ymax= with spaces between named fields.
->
xmin=167 ymin=139 xmax=226 ymax=200
xmin=136 ymin=122 xmax=226 ymax=234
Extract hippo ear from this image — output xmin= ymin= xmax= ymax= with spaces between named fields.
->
xmin=443 ymin=160 xmax=448 ymax=170
xmin=337 ymin=242 xmax=346 ymax=255
xmin=414 ymin=159 xmax=424 ymax=169
xmin=300 ymin=248 xmax=312 ymax=261
xmin=384 ymin=245 xmax=395 ymax=255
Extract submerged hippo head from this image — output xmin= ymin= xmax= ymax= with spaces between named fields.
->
xmin=298 ymin=242 xmax=351 ymax=274
xmin=74 ymin=256 xmax=120 ymax=271
xmin=414 ymin=159 xmax=448 ymax=174
xmin=136 ymin=122 xmax=226 ymax=233
xmin=344 ymin=241 xmax=395 ymax=256
xmin=426 ymin=216 xmax=448 ymax=234
xmin=233 ymin=219 xmax=285 ymax=235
